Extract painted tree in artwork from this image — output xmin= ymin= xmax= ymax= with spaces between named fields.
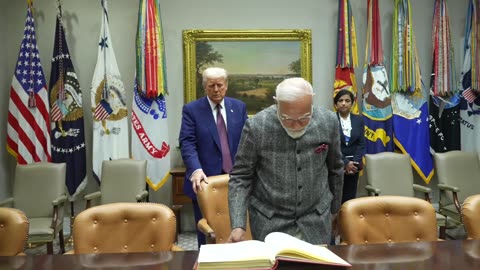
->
xmin=289 ymin=59 xmax=301 ymax=75
xmin=195 ymin=42 xmax=224 ymax=94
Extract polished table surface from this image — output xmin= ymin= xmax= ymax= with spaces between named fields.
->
xmin=2 ymin=239 xmax=480 ymax=269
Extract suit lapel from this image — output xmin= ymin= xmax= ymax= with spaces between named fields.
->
xmin=350 ymin=115 xmax=359 ymax=143
xmin=224 ymin=98 xmax=235 ymax=153
xmin=337 ymin=112 xmax=347 ymax=145
xmin=202 ymin=97 xmax=221 ymax=150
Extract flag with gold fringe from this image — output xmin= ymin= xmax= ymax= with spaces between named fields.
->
xmin=7 ymin=1 xmax=51 ymax=164
xmin=91 ymin=0 xmax=129 ymax=182
xmin=428 ymin=0 xmax=461 ymax=153
xmin=131 ymin=0 xmax=170 ymax=191
xmin=362 ymin=0 xmax=394 ymax=154
xmin=49 ymin=1 xmax=86 ymax=199
xmin=459 ymin=0 xmax=480 ymax=153
xmin=390 ymin=0 xmax=434 ymax=184
xmin=333 ymin=0 xmax=359 ymax=114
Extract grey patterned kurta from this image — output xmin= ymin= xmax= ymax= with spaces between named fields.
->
xmin=229 ymin=105 xmax=344 ymax=245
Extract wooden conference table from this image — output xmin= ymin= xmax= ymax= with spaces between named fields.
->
xmin=2 ymin=239 xmax=480 ymax=269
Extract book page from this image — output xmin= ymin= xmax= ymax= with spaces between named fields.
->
xmin=264 ymin=232 xmax=350 ymax=266
xmin=197 ymin=240 xmax=275 ymax=265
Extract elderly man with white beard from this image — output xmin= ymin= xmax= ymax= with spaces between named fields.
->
xmin=227 ymin=77 xmax=344 ymax=245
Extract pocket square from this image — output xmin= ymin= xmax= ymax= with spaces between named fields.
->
xmin=314 ymin=143 xmax=329 ymax=154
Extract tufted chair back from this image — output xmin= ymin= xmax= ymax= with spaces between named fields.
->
xmin=0 ymin=208 xmax=29 ymax=256
xmin=197 ymin=174 xmax=252 ymax=243
xmin=339 ymin=196 xmax=438 ymax=244
xmin=462 ymin=194 xmax=480 ymax=240
xmin=72 ymin=203 xmax=180 ymax=254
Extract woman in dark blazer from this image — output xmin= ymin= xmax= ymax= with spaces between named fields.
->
xmin=334 ymin=89 xmax=365 ymax=203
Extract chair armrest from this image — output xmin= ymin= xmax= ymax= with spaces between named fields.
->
xmin=84 ymin=191 xmax=102 ymax=201
xmin=197 ymin=218 xmax=216 ymax=243
xmin=438 ymin=183 xmax=460 ymax=193
xmin=197 ymin=218 xmax=214 ymax=234
xmin=438 ymin=183 xmax=462 ymax=214
xmin=413 ymin=184 xmax=432 ymax=201
xmin=84 ymin=191 xmax=102 ymax=209
xmin=52 ymin=194 xmax=67 ymax=206
xmin=413 ymin=184 xmax=431 ymax=193
xmin=64 ymin=250 xmax=75 ymax=254
xmin=171 ymin=245 xmax=183 ymax=251
xmin=0 ymin=197 xmax=14 ymax=207
xmin=365 ymin=185 xmax=380 ymax=196
xmin=136 ymin=190 xmax=149 ymax=201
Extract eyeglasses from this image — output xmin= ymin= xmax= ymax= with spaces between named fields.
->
xmin=278 ymin=115 xmax=312 ymax=125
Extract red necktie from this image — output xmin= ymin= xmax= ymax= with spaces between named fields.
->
xmin=216 ymin=104 xmax=233 ymax=173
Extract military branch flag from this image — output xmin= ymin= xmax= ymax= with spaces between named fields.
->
xmin=333 ymin=0 xmax=359 ymax=114
xmin=362 ymin=0 xmax=394 ymax=154
xmin=91 ymin=0 xmax=129 ymax=182
xmin=429 ymin=0 xmax=461 ymax=153
xmin=390 ymin=0 xmax=434 ymax=183
xmin=7 ymin=2 xmax=51 ymax=164
xmin=49 ymin=3 xmax=86 ymax=199
xmin=131 ymin=0 xmax=171 ymax=191
xmin=459 ymin=0 xmax=480 ymax=153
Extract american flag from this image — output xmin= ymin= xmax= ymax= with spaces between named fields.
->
xmin=50 ymin=100 xmax=64 ymax=122
xmin=94 ymin=99 xmax=113 ymax=120
xmin=462 ymin=87 xmax=478 ymax=103
xmin=7 ymin=6 xmax=51 ymax=164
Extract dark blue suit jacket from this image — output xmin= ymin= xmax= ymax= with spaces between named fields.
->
xmin=179 ymin=96 xmax=247 ymax=199
xmin=337 ymin=113 xmax=365 ymax=168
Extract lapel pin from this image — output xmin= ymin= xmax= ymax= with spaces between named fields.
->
xmin=230 ymin=109 xmax=233 ymax=112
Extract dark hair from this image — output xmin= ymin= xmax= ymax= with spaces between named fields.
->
xmin=333 ymin=89 xmax=355 ymax=104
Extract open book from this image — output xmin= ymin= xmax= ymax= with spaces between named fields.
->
xmin=196 ymin=232 xmax=351 ymax=269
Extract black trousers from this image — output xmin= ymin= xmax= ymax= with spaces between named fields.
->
xmin=341 ymin=172 xmax=359 ymax=204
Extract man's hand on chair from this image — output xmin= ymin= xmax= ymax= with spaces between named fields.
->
xmin=191 ymin=170 xmax=208 ymax=193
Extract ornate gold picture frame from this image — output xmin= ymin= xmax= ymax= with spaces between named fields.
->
xmin=183 ymin=29 xmax=312 ymax=114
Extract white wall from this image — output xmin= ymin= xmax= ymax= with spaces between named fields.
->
xmin=0 ymin=0 xmax=470 ymax=229
xmin=0 ymin=2 xmax=13 ymax=200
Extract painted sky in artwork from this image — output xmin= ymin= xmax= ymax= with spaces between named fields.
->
xmin=207 ymin=41 xmax=300 ymax=75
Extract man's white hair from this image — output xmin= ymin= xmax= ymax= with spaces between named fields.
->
xmin=275 ymin=77 xmax=314 ymax=102
xmin=202 ymin=67 xmax=228 ymax=86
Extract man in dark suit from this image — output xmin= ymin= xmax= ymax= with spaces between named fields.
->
xmin=228 ymin=77 xmax=344 ymax=245
xmin=179 ymin=67 xmax=247 ymax=247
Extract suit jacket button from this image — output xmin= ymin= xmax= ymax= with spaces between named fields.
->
xmin=297 ymin=167 xmax=301 ymax=171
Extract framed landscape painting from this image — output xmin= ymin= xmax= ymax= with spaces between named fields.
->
xmin=182 ymin=29 xmax=312 ymax=115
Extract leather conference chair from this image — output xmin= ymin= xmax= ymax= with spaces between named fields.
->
xmin=338 ymin=196 xmax=438 ymax=244
xmin=197 ymin=174 xmax=252 ymax=244
xmin=365 ymin=152 xmax=447 ymax=239
xmin=0 ymin=162 xmax=67 ymax=254
xmin=68 ymin=202 xmax=181 ymax=254
xmin=0 ymin=208 xmax=29 ymax=256
xmin=84 ymin=159 xmax=148 ymax=208
xmin=433 ymin=151 xmax=480 ymax=237
xmin=461 ymin=194 xmax=480 ymax=240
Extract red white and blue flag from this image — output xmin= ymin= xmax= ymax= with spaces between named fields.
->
xmin=7 ymin=3 xmax=51 ymax=164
